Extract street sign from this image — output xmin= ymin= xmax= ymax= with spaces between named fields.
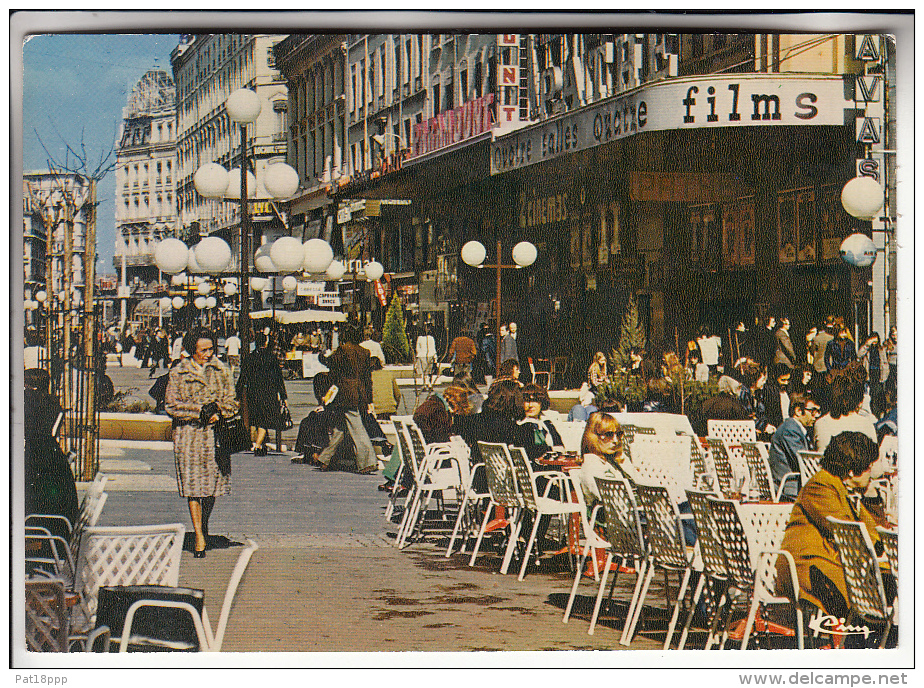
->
xmin=318 ymin=292 xmax=341 ymax=307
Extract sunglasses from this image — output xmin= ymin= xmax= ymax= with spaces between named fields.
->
xmin=596 ymin=430 xmax=625 ymax=441
xmin=805 ymin=407 xmax=822 ymax=416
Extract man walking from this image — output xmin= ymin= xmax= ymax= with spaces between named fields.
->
xmin=316 ymin=324 xmax=378 ymax=474
xmin=447 ymin=331 xmax=477 ymax=377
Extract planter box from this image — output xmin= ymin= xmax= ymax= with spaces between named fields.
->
xmin=99 ymin=412 xmax=173 ymax=442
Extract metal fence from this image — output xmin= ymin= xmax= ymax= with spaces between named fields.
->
xmin=38 ymin=304 xmax=102 ymax=481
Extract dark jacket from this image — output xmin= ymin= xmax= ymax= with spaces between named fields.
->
xmin=763 ymin=380 xmax=788 ymax=429
xmin=464 ymin=409 xmax=531 ymax=466
xmin=824 ymin=338 xmax=857 ymax=372
xmin=237 ymin=348 xmax=286 ymax=428
xmin=519 ymin=417 xmax=564 ymax=461
xmin=324 ymin=342 xmax=373 ymax=411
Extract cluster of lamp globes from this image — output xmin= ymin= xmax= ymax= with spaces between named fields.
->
xmin=26 ymin=288 xmax=83 ymax=310
xmin=153 ymin=234 xmax=384 ymax=312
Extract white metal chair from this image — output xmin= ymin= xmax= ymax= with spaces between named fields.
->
xmin=621 ymin=436 xmax=694 ymax=506
xmin=69 ymin=523 xmax=186 ymax=648
xmin=678 ymin=489 xmax=730 ymax=649
xmin=741 ymin=440 xmax=798 ymax=503
xmin=586 ymin=476 xmax=649 ymax=641
xmin=96 ymin=539 xmax=259 ymax=652
xmin=507 ymin=447 xmax=583 ymax=580
xmin=707 ymin=498 xmax=802 ymax=650
xmin=633 ymin=483 xmax=696 ymax=650
xmin=468 ymin=442 xmax=523 ymax=574
xmin=704 ymin=438 xmax=747 ymax=499
xmin=707 ymin=419 xmax=756 ymax=445
xmin=876 ymin=526 xmax=898 ymax=578
xmin=25 ymin=577 xmax=72 ymax=652
xmin=444 ymin=461 xmax=490 ymax=558
xmin=796 ymin=450 xmax=822 ymax=487
xmin=827 ymin=517 xmax=896 ymax=648
xmin=396 ymin=424 xmax=466 ymax=548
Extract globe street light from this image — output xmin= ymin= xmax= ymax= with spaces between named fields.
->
xmin=462 ymin=238 xmax=537 ymax=374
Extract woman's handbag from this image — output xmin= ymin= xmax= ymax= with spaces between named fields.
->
xmin=214 ymin=412 xmax=249 ymax=475
xmin=279 ymin=400 xmax=294 ymax=430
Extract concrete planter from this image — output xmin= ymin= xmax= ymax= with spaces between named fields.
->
xmin=99 ymin=412 xmax=173 ymax=442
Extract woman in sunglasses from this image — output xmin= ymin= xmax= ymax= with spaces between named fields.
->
xmin=574 ymin=412 xmax=627 ymax=508
xmin=519 ymin=383 xmax=565 ymax=461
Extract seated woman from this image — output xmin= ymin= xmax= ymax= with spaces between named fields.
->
xmin=815 ymin=362 xmax=877 ymax=454
xmin=777 ymin=431 xmax=894 ymax=635
xmin=518 ymin=383 xmax=565 ymax=461
xmin=462 ymin=379 xmax=530 ymax=494
xmin=568 ymin=382 xmax=598 ymax=422
xmin=574 ymin=412 xmax=626 ymax=509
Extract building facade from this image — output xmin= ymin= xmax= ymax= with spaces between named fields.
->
xmin=171 ymin=33 xmax=290 ymax=267
xmin=113 ymin=66 xmax=178 ymax=323
xmin=299 ymin=32 xmax=895 ymax=382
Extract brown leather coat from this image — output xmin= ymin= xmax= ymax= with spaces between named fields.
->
xmin=325 ymin=342 xmax=373 ymax=410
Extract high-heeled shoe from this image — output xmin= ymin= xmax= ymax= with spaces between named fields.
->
xmin=193 ymin=548 xmax=207 ymax=558
xmin=255 ymin=445 xmax=268 ymax=457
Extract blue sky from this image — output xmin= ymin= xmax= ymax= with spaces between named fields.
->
xmin=22 ymin=33 xmax=179 ymax=274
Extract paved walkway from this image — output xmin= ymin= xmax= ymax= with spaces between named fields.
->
xmin=86 ymin=364 xmax=675 ymax=653
xmin=90 ymin=439 xmax=668 ymax=652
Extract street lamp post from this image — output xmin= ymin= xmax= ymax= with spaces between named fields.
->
xmin=461 ymin=238 xmax=537 ymax=375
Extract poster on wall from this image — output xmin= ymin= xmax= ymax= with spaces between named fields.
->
xmin=797 ymin=189 xmax=817 ymax=263
xmin=737 ymin=197 xmax=756 ymax=266
xmin=777 ymin=193 xmax=797 ymax=264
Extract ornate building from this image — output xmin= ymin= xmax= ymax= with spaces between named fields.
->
xmin=113 ymin=66 xmax=178 ymax=321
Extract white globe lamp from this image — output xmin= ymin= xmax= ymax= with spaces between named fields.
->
xmin=250 ymin=276 xmax=267 ymax=291
xmin=254 ymin=244 xmax=277 ymax=273
xmin=223 ymin=281 xmax=238 ymax=297
xmin=840 ymin=233 xmax=877 ymax=268
xmin=263 ymin=163 xmax=300 ymax=199
xmin=303 ymin=238 xmax=334 ymax=274
xmin=172 ymin=296 xmax=185 ymax=309
xmin=195 ymin=236 xmax=233 ymax=275
xmin=226 ymin=88 xmax=262 ymax=124
xmin=841 ymin=176 xmax=884 ymax=220
xmin=194 ymin=296 xmax=207 ymax=309
xmin=325 ymin=260 xmax=346 ymax=281
xmin=196 ymin=281 xmax=212 ymax=296
xmin=282 ymin=275 xmax=298 ymax=292
xmin=271 ymin=236 xmax=306 ymax=273
xmin=187 ymin=247 xmax=203 ymax=274
xmin=225 ymin=168 xmax=258 ymax=200
xmin=512 ymin=241 xmax=538 ymax=267
xmin=159 ymin=296 xmax=172 ymax=310
xmin=35 ymin=290 xmax=47 ymax=303
xmin=154 ymin=238 xmax=189 ymax=274
xmin=205 ymin=296 xmax=217 ymax=309
xmin=193 ymin=163 xmax=230 ymax=198
xmin=364 ymin=261 xmax=385 ymax=281
xmin=170 ymin=273 xmax=188 ymax=286
xmin=461 ymin=240 xmax=487 ymax=267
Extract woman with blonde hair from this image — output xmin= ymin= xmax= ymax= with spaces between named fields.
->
xmin=588 ymin=351 xmax=608 ymax=391
xmin=575 ymin=412 xmax=626 ymax=507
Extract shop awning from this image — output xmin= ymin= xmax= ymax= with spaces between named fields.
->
xmin=249 ymin=309 xmax=347 ymax=324
xmin=133 ymin=298 xmax=171 ymax=317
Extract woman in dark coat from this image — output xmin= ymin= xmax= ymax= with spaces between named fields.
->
xmin=237 ymin=332 xmax=287 ymax=456
xmin=24 ymin=368 xmax=78 ymax=542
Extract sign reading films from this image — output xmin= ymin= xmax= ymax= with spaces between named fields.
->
xmin=491 ymin=74 xmax=848 ymax=174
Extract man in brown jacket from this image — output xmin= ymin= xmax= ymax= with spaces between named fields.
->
xmin=447 ymin=332 xmax=477 ymax=376
xmin=316 ymin=324 xmax=378 ymax=474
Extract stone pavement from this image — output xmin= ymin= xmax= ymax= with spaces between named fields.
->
xmin=93 ymin=363 xmax=675 ymax=653
xmin=92 ymin=439 xmax=672 ymax=653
